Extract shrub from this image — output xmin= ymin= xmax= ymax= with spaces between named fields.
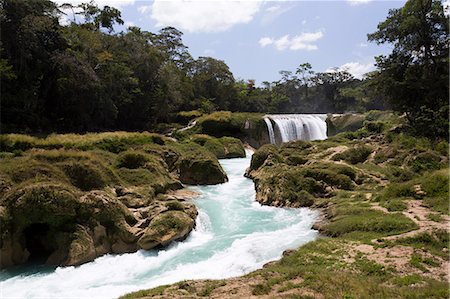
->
xmin=117 ymin=152 xmax=149 ymax=169
xmin=62 ymin=161 xmax=106 ymax=191
xmin=165 ymin=200 xmax=185 ymax=211
xmin=408 ymin=151 xmax=442 ymax=172
xmin=382 ymin=199 xmax=407 ymax=212
xmin=382 ymin=182 xmax=415 ymax=199
xmin=387 ymin=166 xmax=414 ymax=182
xmin=292 ymin=190 xmax=314 ymax=207
xmin=252 ymin=284 xmax=271 ymax=295
xmin=364 ymin=121 xmax=385 ymax=133
xmin=435 ymin=140 xmax=448 ymax=156
xmin=301 ymin=168 xmax=354 ymax=190
xmin=333 ymin=146 xmax=373 ymax=164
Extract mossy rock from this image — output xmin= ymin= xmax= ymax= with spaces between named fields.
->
xmin=250 ymin=144 xmax=281 ymax=171
xmin=117 ymin=151 xmax=150 ymax=169
xmin=61 ymin=161 xmax=107 ymax=191
xmin=219 ymin=137 xmax=245 ymax=158
xmin=333 ymin=145 xmax=373 ymax=164
xmin=177 ymin=156 xmax=228 ymax=185
xmin=137 ymin=211 xmax=195 ymax=250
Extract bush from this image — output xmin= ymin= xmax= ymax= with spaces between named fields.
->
xmin=364 ymin=121 xmax=385 ymax=133
xmin=382 ymin=199 xmax=407 ymax=212
xmin=165 ymin=200 xmax=185 ymax=211
xmin=435 ymin=140 xmax=448 ymax=156
xmin=387 ymin=166 xmax=414 ymax=182
xmin=117 ymin=152 xmax=149 ymax=169
xmin=292 ymin=190 xmax=314 ymax=207
xmin=62 ymin=162 xmax=106 ymax=191
xmin=333 ymin=146 xmax=373 ymax=164
xmin=408 ymin=151 xmax=442 ymax=172
xmin=301 ymin=168 xmax=354 ymax=190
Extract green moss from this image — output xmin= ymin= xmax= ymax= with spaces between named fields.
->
xmin=333 ymin=146 xmax=373 ymax=164
xmin=249 ymin=144 xmax=280 ymax=170
xmin=61 ymin=161 xmax=106 ymax=191
xmin=219 ymin=136 xmax=245 ymax=158
xmin=117 ymin=151 xmax=149 ymax=169
xmin=196 ymin=111 xmax=263 ymax=137
xmin=165 ymin=200 xmax=184 ymax=211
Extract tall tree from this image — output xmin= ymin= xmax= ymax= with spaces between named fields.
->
xmin=368 ymin=0 xmax=449 ymax=139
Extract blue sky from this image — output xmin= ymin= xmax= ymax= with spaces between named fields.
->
xmin=59 ymin=0 xmax=408 ymax=84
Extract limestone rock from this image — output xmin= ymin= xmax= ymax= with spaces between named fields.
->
xmin=138 ymin=211 xmax=195 ymax=250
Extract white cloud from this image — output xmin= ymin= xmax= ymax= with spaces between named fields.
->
xmin=138 ymin=5 xmax=152 ymax=14
xmin=259 ymin=31 xmax=324 ymax=51
xmin=261 ymin=3 xmax=294 ymax=25
xmin=301 ymin=20 xmax=307 ymax=25
xmin=358 ymin=42 xmax=368 ymax=47
xmin=125 ymin=21 xmax=135 ymax=27
xmin=327 ymin=61 xmax=375 ymax=79
xmin=147 ymin=0 xmax=262 ymax=33
xmin=265 ymin=5 xmax=280 ymax=12
xmin=348 ymin=0 xmax=372 ymax=6
xmin=258 ymin=37 xmax=274 ymax=47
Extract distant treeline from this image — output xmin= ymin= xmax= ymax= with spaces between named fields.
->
xmin=1 ymin=0 xmax=448 ymax=139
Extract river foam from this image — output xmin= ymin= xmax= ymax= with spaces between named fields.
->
xmin=0 ymin=150 xmax=318 ymax=299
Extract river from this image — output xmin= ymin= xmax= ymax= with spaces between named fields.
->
xmin=0 ymin=150 xmax=318 ymax=299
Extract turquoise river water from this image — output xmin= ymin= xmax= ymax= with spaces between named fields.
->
xmin=0 ymin=150 xmax=318 ymax=299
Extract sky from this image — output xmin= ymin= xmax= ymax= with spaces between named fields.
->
xmin=58 ymin=0 xmax=410 ymax=84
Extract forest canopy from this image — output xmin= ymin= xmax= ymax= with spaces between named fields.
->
xmin=0 ymin=0 xmax=448 ymax=139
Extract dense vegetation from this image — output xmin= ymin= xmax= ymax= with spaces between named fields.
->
xmin=2 ymin=0 xmax=447 ymax=139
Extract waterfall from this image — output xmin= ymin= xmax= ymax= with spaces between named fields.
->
xmin=263 ymin=114 xmax=327 ymax=144
xmin=263 ymin=117 xmax=276 ymax=144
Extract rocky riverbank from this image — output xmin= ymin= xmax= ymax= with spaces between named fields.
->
xmin=0 ymin=132 xmax=245 ymax=268
xmin=122 ymin=113 xmax=449 ymax=298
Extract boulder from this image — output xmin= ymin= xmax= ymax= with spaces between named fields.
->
xmin=138 ymin=211 xmax=195 ymax=250
xmin=177 ymin=156 xmax=228 ymax=185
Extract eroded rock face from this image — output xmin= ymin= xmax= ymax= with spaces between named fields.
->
xmin=0 ymin=184 xmax=198 ymax=268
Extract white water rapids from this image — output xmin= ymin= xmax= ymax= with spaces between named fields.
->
xmin=0 ymin=150 xmax=318 ymax=299
xmin=264 ymin=114 xmax=328 ymax=144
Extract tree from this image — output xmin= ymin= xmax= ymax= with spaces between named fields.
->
xmin=368 ymin=0 xmax=449 ymax=139
xmin=296 ymin=63 xmax=314 ymax=97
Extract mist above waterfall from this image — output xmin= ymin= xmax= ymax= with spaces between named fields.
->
xmin=264 ymin=114 xmax=327 ymax=144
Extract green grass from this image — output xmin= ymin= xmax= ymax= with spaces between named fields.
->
xmin=390 ymin=230 xmax=449 ymax=258
xmin=118 ymin=285 xmax=170 ymax=299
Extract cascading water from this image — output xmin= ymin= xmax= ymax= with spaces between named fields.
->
xmin=263 ymin=117 xmax=276 ymax=144
xmin=264 ymin=114 xmax=328 ymax=144
xmin=0 ymin=150 xmax=318 ymax=299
